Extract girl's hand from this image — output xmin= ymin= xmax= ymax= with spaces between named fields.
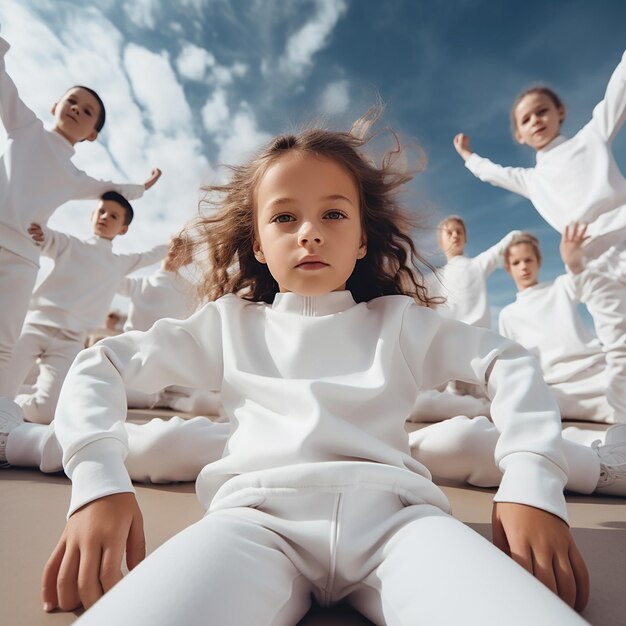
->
xmin=559 ymin=222 xmax=589 ymax=274
xmin=492 ymin=502 xmax=589 ymax=612
xmin=453 ymin=133 xmax=473 ymax=161
xmin=28 ymin=222 xmax=45 ymax=246
xmin=144 ymin=168 xmax=162 ymax=190
xmin=41 ymin=492 xmax=145 ymax=612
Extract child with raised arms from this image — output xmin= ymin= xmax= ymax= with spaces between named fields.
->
xmin=0 ymin=34 xmax=161 ymax=395
xmin=0 ymin=192 xmax=167 ymax=424
xmin=41 ymin=113 xmax=588 ymax=625
xmin=453 ymin=49 xmax=626 ymax=264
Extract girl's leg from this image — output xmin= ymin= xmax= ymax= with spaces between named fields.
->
xmin=408 ymin=389 xmax=490 ymax=423
xmin=2 ymin=324 xmax=46 ymax=400
xmin=75 ymin=508 xmax=313 ymax=626
xmin=408 ymin=416 xmax=599 ymax=494
xmin=124 ymin=416 xmax=229 ymax=482
xmin=349 ymin=504 xmax=587 ymax=626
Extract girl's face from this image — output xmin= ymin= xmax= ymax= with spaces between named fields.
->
xmin=506 ymin=243 xmax=540 ymax=291
xmin=438 ymin=221 xmax=467 ymax=259
xmin=514 ymin=92 xmax=564 ymax=150
xmin=253 ymin=152 xmax=366 ymax=296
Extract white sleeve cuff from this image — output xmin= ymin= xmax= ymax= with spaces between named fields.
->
xmin=65 ymin=438 xmax=134 ymax=518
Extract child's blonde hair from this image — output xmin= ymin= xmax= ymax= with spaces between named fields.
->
xmin=437 ymin=215 xmax=467 ymax=238
xmin=503 ymin=232 xmax=542 ymax=269
xmin=184 ymin=110 xmax=439 ymax=306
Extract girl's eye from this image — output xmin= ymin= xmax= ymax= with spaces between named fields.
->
xmin=325 ymin=210 xmax=346 ymax=220
xmin=272 ymin=214 xmax=295 ymax=223
xmin=85 ymin=109 xmax=92 ymax=117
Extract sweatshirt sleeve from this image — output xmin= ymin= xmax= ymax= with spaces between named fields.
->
xmin=465 ymin=153 xmax=532 ymax=199
xmin=39 ymin=226 xmax=72 ymax=259
xmin=71 ymin=169 xmax=145 ymax=202
xmin=0 ymin=37 xmax=39 ymax=133
xmin=117 ymin=276 xmax=141 ymax=299
xmin=400 ymin=305 xmax=569 ymax=523
xmin=473 ymin=230 xmax=523 ymax=275
xmin=120 ymin=244 xmax=168 ymax=275
xmin=55 ymin=304 xmax=224 ymax=517
xmin=589 ymin=50 xmax=626 ymax=143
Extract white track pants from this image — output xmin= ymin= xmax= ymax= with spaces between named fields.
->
xmin=4 ymin=324 xmax=84 ymax=424
xmin=74 ymin=490 xmax=586 ymax=626
xmin=0 ymin=248 xmax=38 ymax=396
xmin=409 ymin=416 xmax=600 ymax=494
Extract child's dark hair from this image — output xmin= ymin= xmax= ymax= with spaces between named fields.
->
xmin=68 ymin=85 xmax=106 ymax=132
xmin=510 ymin=86 xmax=565 ymax=135
xmin=185 ymin=109 xmax=439 ymax=306
xmin=101 ymin=191 xmax=134 ymax=225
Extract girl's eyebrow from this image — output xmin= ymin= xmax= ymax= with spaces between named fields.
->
xmin=267 ymin=194 xmax=355 ymax=208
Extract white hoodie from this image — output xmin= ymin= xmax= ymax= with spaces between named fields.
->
xmin=56 ymin=291 xmax=569 ymax=523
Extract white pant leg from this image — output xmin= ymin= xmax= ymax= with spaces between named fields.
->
xmin=125 ymin=416 xmax=229 ymax=482
xmin=6 ymin=416 xmax=229 ymax=482
xmin=344 ymin=499 xmax=587 ymax=626
xmin=75 ymin=506 xmax=315 ymax=626
xmin=581 ymin=256 xmax=626 ymax=422
xmin=124 ymin=386 xmax=160 ymax=409
xmin=3 ymin=324 xmax=48 ymax=398
xmin=549 ymin=362 xmax=613 ymax=423
xmin=408 ymin=388 xmax=491 ymax=422
xmin=15 ymin=327 xmax=83 ymax=424
xmin=0 ymin=249 xmax=38 ymax=396
xmin=163 ymin=387 xmax=224 ymax=419
xmin=408 ymin=416 xmax=600 ymax=494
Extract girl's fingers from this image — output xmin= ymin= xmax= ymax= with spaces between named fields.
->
xmin=553 ymin=551 xmax=577 ymax=609
xmin=126 ymin=514 xmax=146 ymax=571
xmin=56 ymin=544 xmax=81 ymax=612
xmin=570 ymin=543 xmax=590 ymax=612
xmin=531 ymin=549 xmax=558 ymax=597
xmin=77 ymin=544 xmax=105 ymax=609
xmin=41 ymin=539 xmax=66 ymax=612
xmin=100 ymin=540 xmax=126 ymax=594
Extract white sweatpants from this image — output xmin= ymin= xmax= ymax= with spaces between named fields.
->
xmin=5 ymin=416 xmax=230 ymax=481
xmin=549 ymin=361 xmax=613 ymax=423
xmin=4 ymin=323 xmax=84 ymax=424
xmin=582 ymin=247 xmax=626 ymax=422
xmin=74 ymin=489 xmax=586 ymax=626
xmin=409 ymin=416 xmax=600 ymax=494
xmin=0 ymin=248 xmax=39 ymax=396
xmin=407 ymin=388 xmax=491 ymax=423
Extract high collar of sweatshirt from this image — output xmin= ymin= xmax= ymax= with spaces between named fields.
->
xmin=536 ymin=135 xmax=567 ymax=162
xmin=46 ymin=127 xmax=77 ymax=156
xmin=86 ymin=235 xmax=114 ymax=250
xmin=516 ymin=281 xmax=549 ymax=300
xmin=272 ymin=291 xmax=357 ymax=317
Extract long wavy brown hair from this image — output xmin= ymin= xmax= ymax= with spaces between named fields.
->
xmin=184 ymin=109 xmax=439 ymax=306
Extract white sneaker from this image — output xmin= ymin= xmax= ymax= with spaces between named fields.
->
xmin=594 ymin=435 xmax=626 ymax=496
xmin=0 ymin=397 xmax=24 ymax=464
xmin=604 ymin=423 xmax=626 ymax=446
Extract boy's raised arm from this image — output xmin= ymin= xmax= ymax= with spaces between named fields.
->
xmin=0 ymin=37 xmax=39 ymax=133
xmin=590 ymin=50 xmax=626 ymax=143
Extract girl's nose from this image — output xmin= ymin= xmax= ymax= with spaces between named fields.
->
xmin=298 ymin=222 xmax=322 ymax=245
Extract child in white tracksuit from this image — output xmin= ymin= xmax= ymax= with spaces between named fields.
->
xmin=454 ymin=49 xmax=626 ymax=424
xmin=0 ymin=35 xmax=161 ymax=395
xmin=4 ymin=192 xmax=167 ymax=423
xmin=39 ymin=117 xmax=591 ymax=625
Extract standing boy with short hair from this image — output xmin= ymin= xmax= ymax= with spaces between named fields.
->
xmin=2 ymin=192 xmax=167 ymax=424
xmin=0 ymin=35 xmax=161 ymax=394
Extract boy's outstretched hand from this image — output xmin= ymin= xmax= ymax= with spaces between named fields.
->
xmin=453 ymin=133 xmax=473 ymax=161
xmin=492 ymin=502 xmax=589 ymax=612
xmin=42 ymin=492 xmax=145 ymax=613
xmin=144 ymin=168 xmax=162 ymax=190
xmin=560 ymin=222 xmax=589 ymax=274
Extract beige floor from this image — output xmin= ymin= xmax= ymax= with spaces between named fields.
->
xmin=2 ymin=418 xmax=625 ymax=626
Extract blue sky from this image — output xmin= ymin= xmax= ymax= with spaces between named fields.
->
xmin=1 ymin=0 xmax=625 ymax=323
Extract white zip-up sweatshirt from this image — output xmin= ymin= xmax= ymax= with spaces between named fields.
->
xmin=119 ymin=268 xmax=197 ymax=332
xmin=26 ymin=227 xmax=167 ymax=333
xmin=431 ymin=231 xmax=521 ymax=328
xmin=56 ymin=291 xmax=569 ymax=522
xmin=0 ymin=37 xmax=145 ymax=265
xmin=465 ymin=51 xmax=626 ymax=259
xmin=498 ymin=274 xmax=604 ymax=385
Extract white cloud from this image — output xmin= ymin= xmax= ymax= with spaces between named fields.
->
xmin=124 ymin=44 xmax=193 ymax=135
xmin=319 ymin=79 xmax=350 ymax=114
xmin=201 ymin=89 xmax=230 ymax=133
xmin=277 ymin=0 xmax=348 ymax=78
xmin=216 ymin=105 xmax=271 ymax=165
xmin=176 ymin=43 xmax=215 ymax=82
xmin=122 ymin=0 xmax=158 ymax=30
